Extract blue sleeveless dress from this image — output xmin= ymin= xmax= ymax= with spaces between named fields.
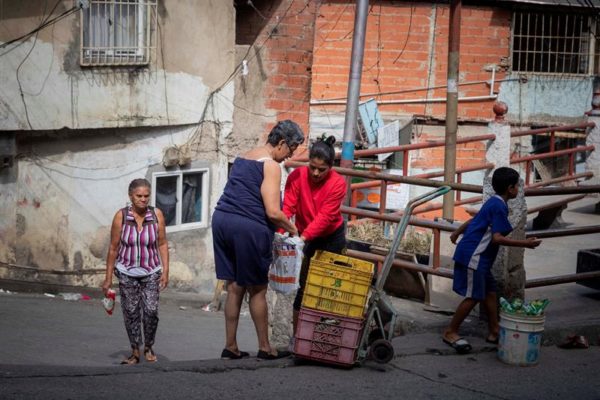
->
xmin=212 ymin=158 xmax=275 ymax=286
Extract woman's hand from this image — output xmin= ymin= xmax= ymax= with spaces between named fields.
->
xmin=101 ymin=277 xmax=112 ymax=296
xmin=288 ymin=224 xmax=298 ymax=237
xmin=159 ymin=273 xmax=169 ymax=291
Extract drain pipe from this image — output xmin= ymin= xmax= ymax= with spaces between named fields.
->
xmin=442 ymin=0 xmax=461 ymax=221
xmin=340 ymin=0 xmax=369 ymax=182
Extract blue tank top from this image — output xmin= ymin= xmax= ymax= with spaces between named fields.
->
xmin=215 ymin=158 xmax=275 ymax=230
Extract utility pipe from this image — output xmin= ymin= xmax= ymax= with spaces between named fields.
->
xmin=340 ymin=0 xmax=369 ymax=173
xmin=311 ymin=95 xmax=497 ymax=106
xmin=443 ymin=0 xmax=461 ymax=220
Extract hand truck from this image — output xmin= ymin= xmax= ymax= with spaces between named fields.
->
xmin=356 ymin=185 xmax=452 ymax=364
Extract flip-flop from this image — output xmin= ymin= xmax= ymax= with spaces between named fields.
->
xmin=443 ymin=337 xmax=472 ymax=354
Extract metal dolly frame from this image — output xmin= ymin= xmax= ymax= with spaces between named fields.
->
xmin=356 ymin=186 xmax=452 ymax=364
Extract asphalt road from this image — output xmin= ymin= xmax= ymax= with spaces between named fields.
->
xmin=1 ymin=292 xmax=599 ymax=400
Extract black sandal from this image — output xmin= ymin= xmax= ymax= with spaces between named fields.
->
xmin=221 ymin=348 xmax=250 ymax=359
xmin=256 ymin=350 xmax=291 ymax=360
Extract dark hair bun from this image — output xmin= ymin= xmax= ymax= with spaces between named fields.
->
xmin=318 ymin=134 xmax=336 ymax=146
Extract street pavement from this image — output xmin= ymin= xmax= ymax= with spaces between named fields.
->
xmin=0 ymin=291 xmax=599 ymax=400
xmin=0 ymin=196 xmax=599 ymax=399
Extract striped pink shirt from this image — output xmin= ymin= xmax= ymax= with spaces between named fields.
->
xmin=116 ymin=207 xmax=161 ymax=272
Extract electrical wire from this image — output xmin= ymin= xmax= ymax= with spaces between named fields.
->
xmin=0 ymin=5 xmax=79 ymax=54
xmin=393 ymin=4 xmax=414 ymax=64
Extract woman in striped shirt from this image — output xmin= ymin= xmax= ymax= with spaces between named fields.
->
xmin=102 ymin=178 xmax=169 ymax=365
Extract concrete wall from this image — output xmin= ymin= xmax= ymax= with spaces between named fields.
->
xmin=0 ymin=0 xmax=234 ymax=130
xmin=498 ymin=74 xmax=594 ymax=125
xmin=0 ymin=0 xmax=236 ymax=297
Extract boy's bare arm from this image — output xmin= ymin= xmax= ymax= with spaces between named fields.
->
xmin=450 ymin=218 xmax=472 ymax=244
xmin=492 ymin=233 xmax=542 ymax=249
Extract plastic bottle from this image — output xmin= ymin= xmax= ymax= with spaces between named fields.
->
xmin=102 ymin=289 xmax=116 ymax=315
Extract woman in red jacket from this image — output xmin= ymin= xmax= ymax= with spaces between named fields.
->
xmin=282 ymin=136 xmax=347 ymax=332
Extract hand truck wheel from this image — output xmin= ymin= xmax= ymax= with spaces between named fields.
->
xmin=369 ymin=338 xmax=394 ymax=364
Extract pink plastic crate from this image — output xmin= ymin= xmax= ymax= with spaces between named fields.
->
xmin=294 ymin=307 xmax=364 ymax=366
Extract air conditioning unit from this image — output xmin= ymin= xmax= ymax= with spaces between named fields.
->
xmin=0 ymin=133 xmax=16 ymax=169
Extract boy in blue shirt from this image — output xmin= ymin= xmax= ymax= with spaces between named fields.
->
xmin=442 ymin=167 xmax=541 ymax=354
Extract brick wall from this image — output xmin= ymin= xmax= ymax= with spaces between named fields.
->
xmin=411 ymin=134 xmax=487 ymax=170
xmin=240 ymin=0 xmax=318 ymax=139
xmin=311 ymin=1 xmax=511 ymax=122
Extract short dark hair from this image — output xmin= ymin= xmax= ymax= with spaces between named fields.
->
xmin=266 ymin=120 xmax=305 ymax=147
xmin=128 ymin=178 xmax=151 ymax=194
xmin=492 ymin=167 xmax=519 ymax=195
xmin=309 ymin=135 xmax=336 ymax=166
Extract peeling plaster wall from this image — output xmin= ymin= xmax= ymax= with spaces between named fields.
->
xmin=0 ymin=0 xmax=235 ymax=130
xmin=1 ymin=125 xmax=227 ymax=294
xmin=0 ymin=0 xmax=236 ymax=297
xmin=498 ymin=74 xmax=594 ymax=125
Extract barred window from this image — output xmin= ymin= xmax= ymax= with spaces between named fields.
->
xmin=512 ymin=11 xmax=599 ymax=75
xmin=81 ymin=0 xmax=157 ymax=66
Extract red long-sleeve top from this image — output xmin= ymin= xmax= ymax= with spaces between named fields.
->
xmin=282 ymin=166 xmax=346 ymax=242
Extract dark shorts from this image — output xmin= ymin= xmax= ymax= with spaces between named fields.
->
xmin=293 ymin=224 xmax=347 ymax=311
xmin=452 ymin=262 xmax=496 ymax=301
xmin=212 ymin=210 xmax=274 ymax=287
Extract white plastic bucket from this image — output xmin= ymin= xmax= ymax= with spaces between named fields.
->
xmin=498 ymin=311 xmax=545 ymax=366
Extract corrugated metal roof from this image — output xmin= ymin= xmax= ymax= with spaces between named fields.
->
xmin=495 ymin=0 xmax=600 ymax=7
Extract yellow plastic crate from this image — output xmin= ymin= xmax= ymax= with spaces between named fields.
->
xmin=302 ymin=250 xmax=375 ymax=318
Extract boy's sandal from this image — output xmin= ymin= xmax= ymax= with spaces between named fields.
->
xmin=443 ymin=337 xmax=472 ymax=354
xmin=486 ymin=336 xmax=499 ymax=345
xmin=120 ymin=353 xmax=140 ymax=365
xmin=144 ymin=347 xmax=158 ymax=362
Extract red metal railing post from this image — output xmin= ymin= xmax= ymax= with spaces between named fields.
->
xmin=569 ymin=153 xmax=574 ymax=176
xmin=402 ymin=150 xmax=409 ymax=175
xmin=379 ymin=180 xmax=387 ymax=215
xmin=456 ymin=172 xmax=462 ymax=201
xmin=433 ymin=228 xmax=441 ymax=269
xmin=350 ymin=190 xmax=358 ymax=221
xmin=525 ymin=160 xmax=531 ymax=185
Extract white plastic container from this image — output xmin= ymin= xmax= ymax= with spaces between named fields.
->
xmin=498 ymin=311 xmax=545 ymax=366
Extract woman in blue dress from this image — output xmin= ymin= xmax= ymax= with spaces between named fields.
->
xmin=212 ymin=120 xmax=304 ymax=360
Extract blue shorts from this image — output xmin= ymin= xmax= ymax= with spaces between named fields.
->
xmin=212 ymin=210 xmax=274 ymax=287
xmin=452 ymin=262 xmax=496 ymax=301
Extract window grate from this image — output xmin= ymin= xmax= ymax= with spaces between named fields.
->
xmin=512 ymin=11 xmax=599 ymax=75
xmin=80 ymin=0 xmax=157 ymax=66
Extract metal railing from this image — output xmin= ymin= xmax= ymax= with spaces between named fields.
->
xmin=286 ymin=118 xmax=599 ymax=288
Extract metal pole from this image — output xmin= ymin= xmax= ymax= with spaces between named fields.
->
xmin=341 ymin=0 xmax=369 ymax=196
xmin=442 ymin=0 xmax=461 ymax=221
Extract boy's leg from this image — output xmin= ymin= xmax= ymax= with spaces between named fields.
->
xmin=443 ymin=297 xmax=478 ymax=342
xmin=483 ymin=291 xmax=500 ymax=342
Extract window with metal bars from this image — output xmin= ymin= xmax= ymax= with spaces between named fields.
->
xmin=80 ymin=0 xmax=157 ymax=66
xmin=511 ymin=11 xmax=599 ymax=75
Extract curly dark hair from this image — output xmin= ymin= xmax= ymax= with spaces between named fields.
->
xmin=266 ymin=120 xmax=305 ymax=147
